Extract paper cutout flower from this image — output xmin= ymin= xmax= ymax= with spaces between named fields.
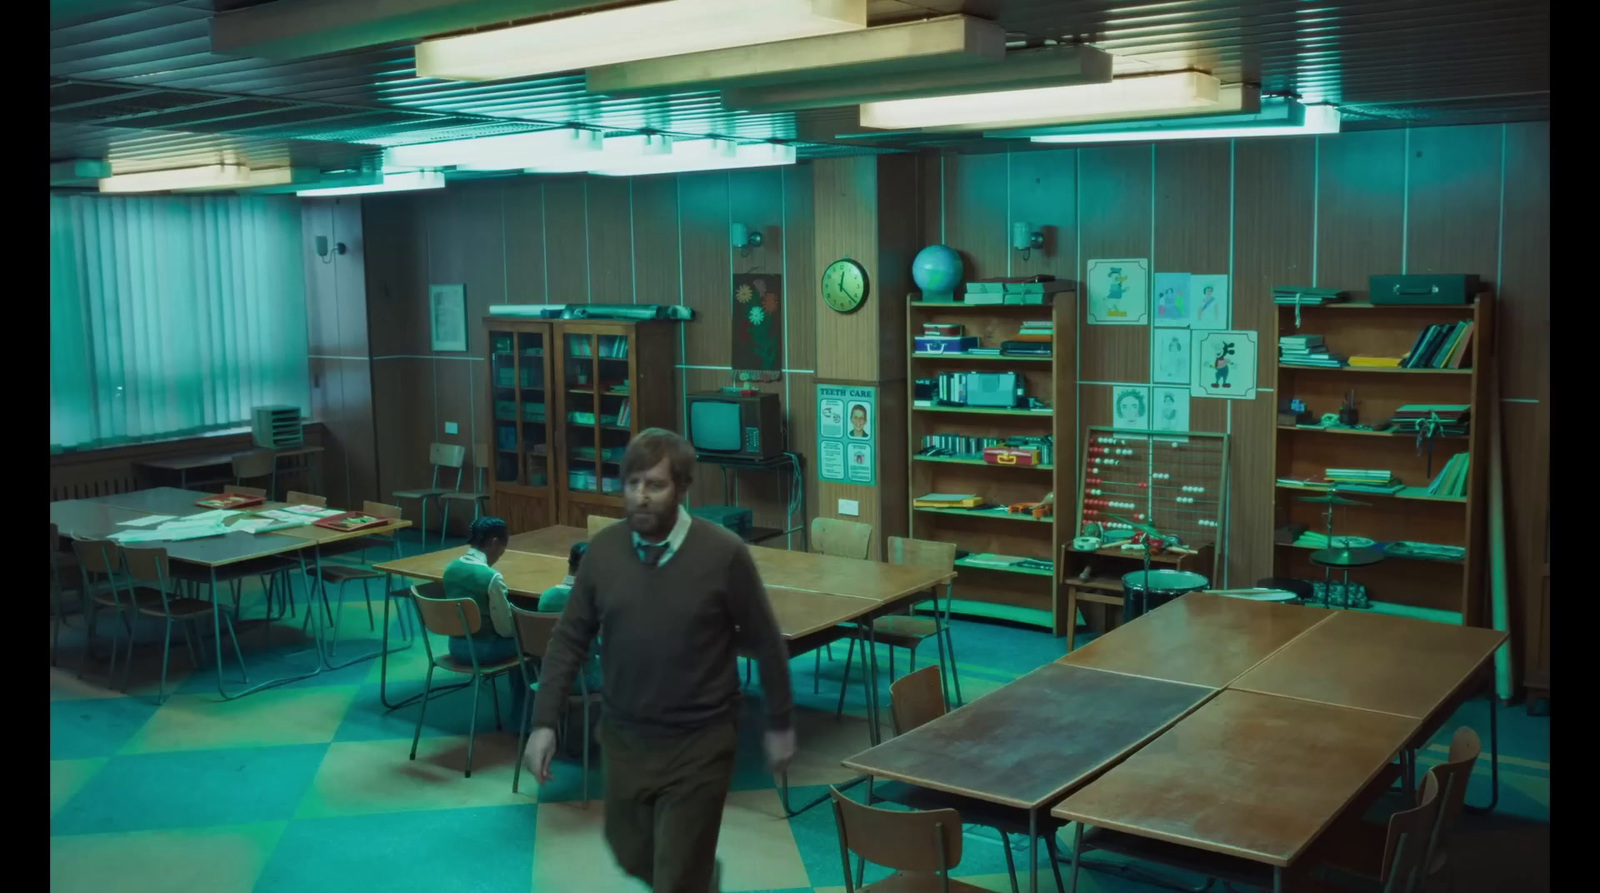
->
xmin=748 ymin=305 xmax=766 ymax=326
xmin=763 ymin=293 xmax=778 ymax=315
xmin=735 ymin=284 xmax=754 ymax=304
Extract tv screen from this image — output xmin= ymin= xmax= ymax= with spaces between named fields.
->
xmin=690 ymin=400 xmax=742 ymax=452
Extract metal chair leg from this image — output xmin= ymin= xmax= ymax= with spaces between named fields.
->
xmin=1001 ymin=831 xmax=1021 ymax=893
xmin=465 ymin=674 xmax=484 ymax=778
xmin=158 ymin=618 xmax=174 ymax=704
xmin=834 ymin=635 xmax=857 ymax=718
xmin=513 ymin=684 xmax=533 ymax=794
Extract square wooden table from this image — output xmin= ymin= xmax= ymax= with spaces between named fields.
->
xmin=1052 ymin=689 xmax=1417 ymax=892
xmin=1057 ymin=592 xmax=1332 ymax=688
xmin=844 ymin=662 xmax=1216 ymax=893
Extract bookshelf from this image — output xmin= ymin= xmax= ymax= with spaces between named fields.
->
xmin=484 ymin=317 xmax=678 ymax=533
xmin=1270 ymin=294 xmax=1494 ymax=625
xmin=905 ymin=293 xmax=1076 ymax=631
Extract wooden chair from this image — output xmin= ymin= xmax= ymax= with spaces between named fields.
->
xmin=121 ymin=546 xmax=247 ymax=704
xmin=70 ymin=537 xmax=156 ymax=687
xmin=1294 ymin=770 xmax=1444 ymax=893
xmin=408 ymin=582 xmax=522 ymax=777
xmin=509 ymin=603 xmax=603 ymax=802
xmin=392 ymin=442 xmax=467 ymax=550
xmin=586 ymin=514 xmax=619 ymax=536
xmin=856 ymin=665 xmax=1064 ymax=893
xmin=439 ymin=443 xmax=492 ymax=540
xmin=1306 ymin=727 xmax=1481 ymax=890
xmin=828 ymin=787 xmax=986 ymax=893
xmin=315 ymin=501 xmax=404 ymax=651
xmin=286 ymin=491 xmax=327 ymax=507
xmin=808 ymin=517 xmax=873 ymax=692
xmin=51 ymin=523 xmax=83 ymax=667
xmin=231 ymin=451 xmax=277 ymax=499
xmin=836 ymin=537 xmax=962 ymax=715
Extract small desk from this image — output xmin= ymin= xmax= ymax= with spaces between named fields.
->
xmin=844 ymin=662 xmax=1216 ymax=893
xmin=1052 ymin=689 xmax=1416 ymax=892
xmin=136 ymin=446 xmax=324 ymax=493
xmin=1056 ymin=593 xmax=1332 ymax=689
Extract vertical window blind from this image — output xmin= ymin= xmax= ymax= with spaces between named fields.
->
xmin=50 ymin=193 xmax=311 ymax=450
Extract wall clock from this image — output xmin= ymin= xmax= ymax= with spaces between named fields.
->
xmin=821 ymin=258 xmax=870 ymax=314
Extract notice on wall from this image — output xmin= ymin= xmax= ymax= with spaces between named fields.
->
xmin=817 ymin=383 xmax=876 ymax=486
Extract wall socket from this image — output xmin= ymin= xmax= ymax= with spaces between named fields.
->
xmin=444 ymin=421 xmax=458 ymax=435
xmin=837 ymin=498 xmax=860 ymax=517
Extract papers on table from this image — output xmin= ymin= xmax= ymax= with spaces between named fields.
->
xmin=108 ymin=524 xmax=230 ymax=544
xmin=116 ymin=514 xmax=178 ymax=528
xmin=281 ymin=505 xmax=342 ymax=518
xmin=231 ymin=518 xmax=302 ymax=535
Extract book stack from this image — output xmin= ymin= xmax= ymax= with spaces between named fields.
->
xmin=913 ymin=493 xmax=983 ymax=509
xmin=1272 ymin=286 xmax=1347 ymax=306
xmin=964 ymin=276 xmax=1068 ymax=306
xmin=1403 ymin=321 xmax=1475 ymax=369
xmin=1325 ymin=468 xmax=1404 ymax=494
xmin=920 ymin=434 xmax=1008 ymax=457
xmin=1017 ymin=320 xmax=1054 ymax=341
xmin=1427 ymin=453 xmax=1471 ymax=498
xmin=1389 ymin=404 xmax=1470 ymax=436
xmin=1278 ymin=334 xmax=1343 ymax=368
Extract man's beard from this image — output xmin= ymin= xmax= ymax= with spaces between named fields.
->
xmin=627 ymin=502 xmax=675 ymax=538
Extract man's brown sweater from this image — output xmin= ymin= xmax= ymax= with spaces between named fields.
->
xmin=530 ymin=516 xmax=793 ymax=734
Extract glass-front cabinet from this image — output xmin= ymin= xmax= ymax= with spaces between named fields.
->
xmin=485 ymin=317 xmax=678 ymax=533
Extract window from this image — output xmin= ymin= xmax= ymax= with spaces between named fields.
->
xmin=50 ymin=193 xmax=311 ymax=450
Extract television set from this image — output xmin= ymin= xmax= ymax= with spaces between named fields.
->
xmin=686 ymin=391 xmax=784 ymax=461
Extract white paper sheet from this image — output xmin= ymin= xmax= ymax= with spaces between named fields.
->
xmin=115 ymin=514 xmax=177 ymax=528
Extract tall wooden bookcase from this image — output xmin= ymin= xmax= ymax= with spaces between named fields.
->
xmin=905 ymin=293 xmax=1077 ymax=631
xmin=1270 ymin=293 xmax=1495 ymax=625
xmin=484 ymin=317 xmax=679 ymax=533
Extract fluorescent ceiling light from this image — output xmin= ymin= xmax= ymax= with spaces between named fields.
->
xmin=51 ymin=159 xmax=111 ymax=187
xmin=173 ymin=168 xmax=318 ymax=192
xmin=526 ymin=134 xmax=674 ymax=174
xmin=385 ymin=129 xmax=603 ymax=172
xmin=296 ymin=170 xmax=446 ymax=197
xmin=594 ymin=140 xmax=796 ymax=177
xmin=859 ymin=72 xmax=1222 ymax=131
xmin=97 ymin=164 xmax=268 ymax=194
xmin=415 ymin=0 xmax=866 ymax=82
xmin=1029 ymin=104 xmax=1341 ymax=145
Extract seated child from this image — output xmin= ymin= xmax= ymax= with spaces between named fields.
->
xmin=440 ymin=517 xmax=525 ymax=717
xmin=537 ymin=540 xmax=602 ymax=694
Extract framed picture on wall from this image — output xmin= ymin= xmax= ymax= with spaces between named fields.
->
xmin=1086 ymin=258 xmax=1149 ymax=325
xmin=430 ymin=284 xmax=468 ymax=352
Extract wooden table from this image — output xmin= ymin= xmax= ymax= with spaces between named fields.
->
xmin=844 ymin=662 xmax=1216 ymax=893
xmin=1052 ymin=689 xmax=1417 ymax=893
xmin=80 ymin=486 xmax=221 ymax=515
xmin=136 ymin=445 xmax=324 ymax=493
xmin=1230 ymin=608 xmax=1508 ymax=808
xmin=1057 ymin=593 xmax=1332 ymax=688
xmin=373 ymin=548 xmax=568 ymax=598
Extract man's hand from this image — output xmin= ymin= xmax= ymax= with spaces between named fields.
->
xmin=523 ymin=727 xmax=558 ymax=783
xmin=764 ymin=728 xmax=796 ymax=774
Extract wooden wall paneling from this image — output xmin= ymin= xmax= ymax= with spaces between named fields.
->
xmin=312 ymin=198 xmax=378 ymax=508
xmin=1315 ymin=130 xmax=1405 ymax=298
xmin=813 ymin=156 xmax=880 ymax=381
xmin=631 ymin=175 xmax=681 ymax=305
xmin=1405 ymin=124 xmax=1504 ymax=280
xmin=1233 ymin=137 xmax=1316 ymax=589
xmin=502 ymin=179 xmax=547 ymax=304
xmin=543 ymin=177 xmax=590 ymax=303
xmin=683 ymin=367 xmax=728 ymax=511
xmin=875 ymin=155 xmax=920 ymax=388
xmin=678 ymin=172 xmax=734 ymax=369
xmin=585 ymin=176 xmax=635 ymax=303
xmin=942 ymin=152 xmax=1008 ymax=281
xmin=1077 ymin=145 xmax=1154 ymax=386
xmin=784 ymin=372 xmax=818 ymax=542
xmin=782 ymin=164 xmax=817 ymax=371
xmin=1498 ymin=120 xmax=1551 ymax=688
xmin=918 ymin=154 xmax=943 ymax=249
xmin=1008 ymin=147 xmax=1078 ymax=282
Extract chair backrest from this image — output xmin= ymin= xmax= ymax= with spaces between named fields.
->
xmin=1424 ymin=726 xmax=1482 ymax=866
xmin=587 ymin=514 xmax=619 ymax=536
xmin=811 ymin=517 xmax=872 ymax=559
xmin=287 ymin=491 xmax=327 ymax=507
xmin=474 ymin=442 xmax=491 ymax=471
xmin=231 ymin=450 xmax=277 ymax=479
xmin=509 ymin=602 xmax=561 ymax=659
xmin=363 ymin=500 xmax=403 ymax=519
xmin=885 ymin=536 xmax=957 ymax=573
xmin=120 ymin=546 xmax=171 ymax=588
xmin=410 ymin=582 xmax=481 ymax=637
xmin=70 ymin=537 xmax=119 ymax=576
xmin=829 ymin=787 xmax=962 ymax=882
xmin=50 ymin=523 xmax=64 ymax=586
xmin=1380 ymin=770 xmax=1441 ymax=891
xmin=430 ymin=442 xmax=468 ymax=469
xmin=890 ymin=665 xmax=947 ymax=736
xmin=225 ymin=484 xmax=268 ymax=498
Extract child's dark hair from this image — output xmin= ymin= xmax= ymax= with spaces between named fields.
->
xmin=468 ymin=516 xmax=510 ymax=548
xmin=568 ymin=541 xmax=588 ymax=574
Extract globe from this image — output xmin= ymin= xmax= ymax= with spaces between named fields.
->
xmin=911 ymin=244 xmax=963 ymax=293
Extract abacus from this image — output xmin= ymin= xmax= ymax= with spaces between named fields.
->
xmin=1075 ymin=426 xmax=1229 ymax=574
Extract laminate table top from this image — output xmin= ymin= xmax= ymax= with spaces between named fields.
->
xmin=78 ymin=487 xmax=218 ymax=515
xmin=1057 ymin=593 xmax=1333 ymax=689
xmin=843 ymin=662 xmax=1216 ymax=810
xmin=1051 ymin=689 xmax=1417 ymax=868
xmin=1229 ymin=609 xmax=1508 ymax=720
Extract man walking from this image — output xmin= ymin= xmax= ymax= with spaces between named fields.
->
xmin=524 ymin=428 xmax=795 ymax=893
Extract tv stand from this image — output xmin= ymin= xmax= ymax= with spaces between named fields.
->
xmin=694 ymin=452 xmax=807 ymax=550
